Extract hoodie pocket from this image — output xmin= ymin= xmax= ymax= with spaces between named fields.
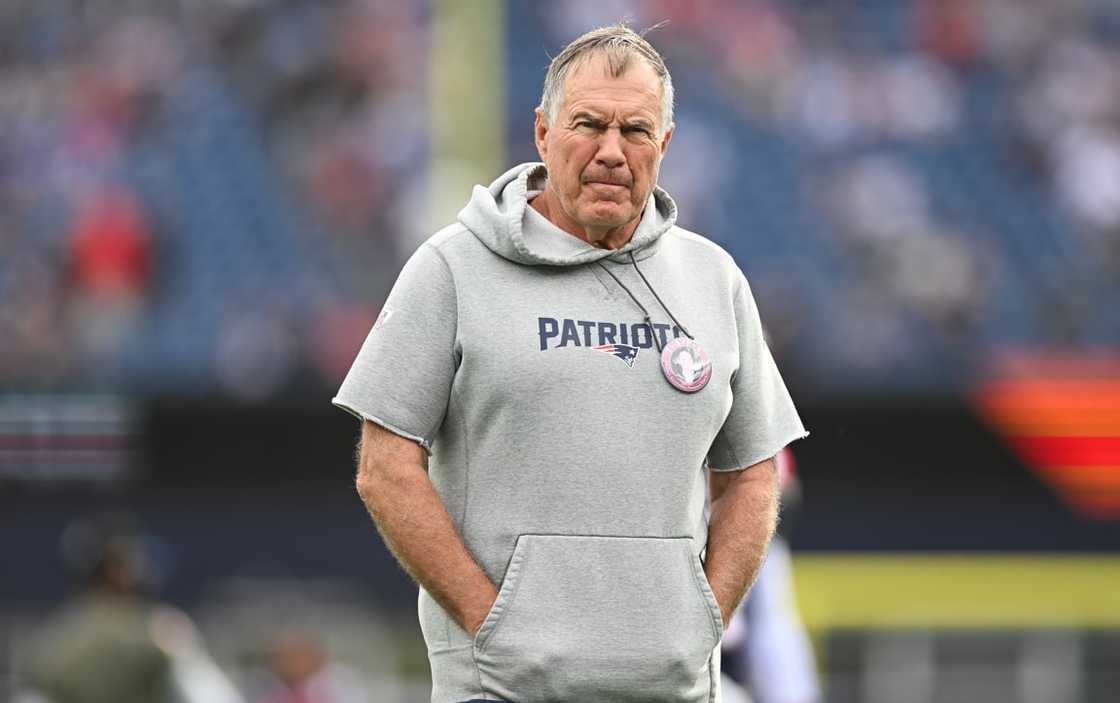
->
xmin=473 ymin=534 xmax=723 ymax=703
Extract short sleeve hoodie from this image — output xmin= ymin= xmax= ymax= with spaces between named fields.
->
xmin=334 ymin=163 xmax=807 ymax=703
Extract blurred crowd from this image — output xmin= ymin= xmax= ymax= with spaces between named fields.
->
xmin=0 ymin=0 xmax=1117 ymax=399
xmin=0 ymin=0 xmax=425 ymax=398
xmin=528 ymin=0 xmax=1120 ymax=391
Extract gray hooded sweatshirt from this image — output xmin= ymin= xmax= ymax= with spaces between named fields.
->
xmin=334 ymin=163 xmax=807 ymax=703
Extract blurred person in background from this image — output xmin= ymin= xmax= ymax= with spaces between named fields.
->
xmin=335 ymin=23 xmax=806 ymax=703
xmin=66 ymin=185 xmax=155 ymax=366
xmin=250 ymin=630 xmax=366 ymax=703
xmin=15 ymin=513 xmax=244 ymax=703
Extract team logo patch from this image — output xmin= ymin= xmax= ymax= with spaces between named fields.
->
xmin=373 ymin=306 xmax=394 ymax=330
xmin=592 ymin=343 xmax=639 ymax=367
xmin=537 ymin=317 xmax=688 ymax=373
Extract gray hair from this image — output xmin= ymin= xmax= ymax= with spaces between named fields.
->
xmin=540 ymin=23 xmax=675 ymax=135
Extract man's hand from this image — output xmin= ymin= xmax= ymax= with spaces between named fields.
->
xmin=704 ymin=457 xmax=780 ymax=627
xmin=355 ymin=420 xmax=498 ymax=636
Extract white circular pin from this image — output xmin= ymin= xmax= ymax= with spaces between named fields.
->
xmin=661 ymin=337 xmax=711 ymax=393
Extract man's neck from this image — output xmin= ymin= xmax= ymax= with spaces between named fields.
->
xmin=529 ymin=188 xmax=639 ymax=251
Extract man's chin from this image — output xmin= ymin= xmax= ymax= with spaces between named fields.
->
xmin=578 ymin=205 xmax=636 ymax=229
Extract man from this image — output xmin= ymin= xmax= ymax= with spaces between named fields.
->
xmin=334 ymin=24 xmax=807 ymax=703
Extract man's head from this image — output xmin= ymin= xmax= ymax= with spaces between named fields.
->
xmin=533 ymin=24 xmax=675 ymax=248
xmin=62 ymin=512 xmax=157 ymax=597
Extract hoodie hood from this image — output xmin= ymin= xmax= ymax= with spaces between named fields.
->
xmin=458 ymin=162 xmax=678 ymax=267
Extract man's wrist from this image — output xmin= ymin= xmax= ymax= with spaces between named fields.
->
xmin=712 ymin=585 xmax=734 ymax=628
xmin=463 ymin=585 xmax=499 ymax=637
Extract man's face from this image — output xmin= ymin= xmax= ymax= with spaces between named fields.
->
xmin=535 ymin=52 xmax=673 ymax=241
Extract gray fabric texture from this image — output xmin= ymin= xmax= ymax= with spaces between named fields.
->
xmin=334 ymin=162 xmax=808 ymax=703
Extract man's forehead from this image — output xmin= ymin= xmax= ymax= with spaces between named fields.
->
xmin=564 ymin=50 xmax=660 ymax=89
xmin=560 ymin=52 xmax=662 ymax=116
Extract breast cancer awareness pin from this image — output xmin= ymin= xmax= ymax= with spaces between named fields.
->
xmin=661 ymin=336 xmax=711 ymax=393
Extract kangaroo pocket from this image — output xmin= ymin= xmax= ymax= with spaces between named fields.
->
xmin=472 ymin=534 xmax=724 ymax=703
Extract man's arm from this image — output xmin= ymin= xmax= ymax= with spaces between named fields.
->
xmin=355 ymin=420 xmax=498 ymax=635
xmin=704 ymin=456 xmax=780 ymax=627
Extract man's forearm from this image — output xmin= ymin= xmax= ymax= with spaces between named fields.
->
xmin=704 ymin=458 xmax=780 ymax=626
xmin=356 ymin=424 xmax=497 ymax=636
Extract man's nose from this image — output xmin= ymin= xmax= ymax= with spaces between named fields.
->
xmin=594 ymin=128 xmax=626 ymax=169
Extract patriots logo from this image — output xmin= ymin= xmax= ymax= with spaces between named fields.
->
xmin=592 ymin=344 xmax=639 ymax=367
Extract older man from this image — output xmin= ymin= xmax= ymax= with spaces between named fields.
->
xmin=334 ymin=24 xmax=807 ymax=703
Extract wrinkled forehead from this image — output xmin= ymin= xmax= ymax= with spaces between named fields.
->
xmin=560 ymin=50 xmax=663 ymax=116
xmin=566 ymin=47 xmax=642 ymax=81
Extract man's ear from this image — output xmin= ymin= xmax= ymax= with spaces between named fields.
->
xmin=534 ymin=107 xmax=550 ymax=161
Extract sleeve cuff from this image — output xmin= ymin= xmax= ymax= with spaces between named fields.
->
xmin=707 ymin=428 xmax=810 ymax=472
xmin=331 ymin=397 xmax=433 ymax=452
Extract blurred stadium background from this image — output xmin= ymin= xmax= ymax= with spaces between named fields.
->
xmin=2 ymin=0 xmax=1119 ymax=701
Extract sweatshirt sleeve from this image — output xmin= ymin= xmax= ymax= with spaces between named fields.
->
xmin=707 ymin=271 xmax=808 ymax=471
xmin=332 ymin=244 xmax=459 ymax=450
